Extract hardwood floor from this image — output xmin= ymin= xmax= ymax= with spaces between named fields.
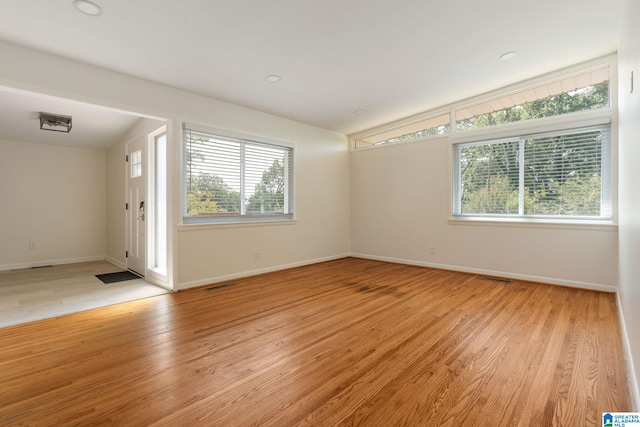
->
xmin=0 ymin=258 xmax=631 ymax=426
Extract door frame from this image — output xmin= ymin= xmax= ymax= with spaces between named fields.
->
xmin=125 ymin=136 xmax=147 ymax=277
xmin=123 ymin=124 xmax=172 ymax=290
xmin=146 ymin=125 xmax=168 ymax=283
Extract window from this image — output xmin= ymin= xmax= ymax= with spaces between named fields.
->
xmin=130 ymin=149 xmax=142 ymax=178
xmin=153 ymin=130 xmax=167 ymax=274
xmin=453 ymin=124 xmax=611 ymax=220
xmin=455 ymin=66 xmax=610 ymax=131
xmin=183 ymin=124 xmax=293 ymax=224
xmin=353 ymin=112 xmax=450 ymax=149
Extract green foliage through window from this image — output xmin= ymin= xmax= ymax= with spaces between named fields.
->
xmin=456 ymin=83 xmax=609 ymax=131
xmin=354 ymin=113 xmax=451 ymax=148
xmin=374 ymin=124 xmax=450 ymax=146
xmin=454 ymin=125 xmax=610 ymax=218
xmin=184 ymin=128 xmax=293 ymax=223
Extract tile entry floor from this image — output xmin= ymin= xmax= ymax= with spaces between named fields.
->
xmin=0 ymin=260 xmax=169 ymax=328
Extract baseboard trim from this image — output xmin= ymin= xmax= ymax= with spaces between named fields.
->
xmin=0 ymin=255 xmax=106 ymax=271
xmin=349 ymin=253 xmax=618 ymax=293
xmin=145 ymin=269 xmax=172 ymax=292
xmin=177 ymin=253 xmax=351 ymax=290
xmin=104 ymin=256 xmax=126 ymax=270
xmin=617 ymin=293 xmax=640 ymax=411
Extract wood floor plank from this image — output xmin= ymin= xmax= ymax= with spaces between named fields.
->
xmin=0 ymin=258 xmax=631 ymax=426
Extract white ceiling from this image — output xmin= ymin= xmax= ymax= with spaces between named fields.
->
xmin=0 ymin=0 xmax=624 ymax=138
xmin=0 ymin=89 xmax=141 ymax=149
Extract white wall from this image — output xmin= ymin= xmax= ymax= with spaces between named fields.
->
xmin=0 ymin=138 xmax=106 ymax=269
xmin=0 ymin=41 xmax=351 ymax=289
xmin=178 ymin=127 xmax=350 ymax=286
xmin=618 ymin=0 xmax=640 ymax=409
xmin=351 ymin=136 xmax=618 ymax=291
xmin=105 ymin=124 xmax=126 ymax=268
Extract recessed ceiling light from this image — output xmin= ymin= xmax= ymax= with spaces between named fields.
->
xmin=265 ymin=74 xmax=281 ymax=83
xmin=499 ymin=51 xmax=518 ymax=61
xmin=73 ymin=0 xmax=103 ymax=16
xmin=353 ymin=109 xmax=366 ymax=115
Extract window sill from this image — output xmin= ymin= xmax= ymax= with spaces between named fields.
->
xmin=449 ymin=217 xmax=617 ymax=231
xmin=178 ymin=219 xmax=298 ymax=232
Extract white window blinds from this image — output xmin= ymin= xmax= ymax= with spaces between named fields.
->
xmin=453 ymin=124 xmax=611 ymax=219
xmin=183 ymin=125 xmax=293 ymax=223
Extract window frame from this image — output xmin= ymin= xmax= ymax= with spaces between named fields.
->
xmin=182 ymin=123 xmax=295 ymax=225
xmin=149 ymin=127 xmax=167 ymax=275
xmin=352 ymin=112 xmax=451 ymax=149
xmin=449 ymin=107 xmax=617 ymax=227
xmin=454 ymin=67 xmax=611 ymax=132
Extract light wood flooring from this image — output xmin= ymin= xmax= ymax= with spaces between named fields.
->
xmin=0 ymin=258 xmax=631 ymax=426
xmin=0 ymin=260 xmax=169 ymax=328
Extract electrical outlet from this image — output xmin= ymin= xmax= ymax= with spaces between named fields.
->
xmin=429 ymin=246 xmax=435 ymax=255
xmin=254 ymin=252 xmax=261 ymax=261
xmin=29 ymin=241 xmax=36 ymax=249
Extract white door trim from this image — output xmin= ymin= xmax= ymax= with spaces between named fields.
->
xmin=125 ymin=136 xmax=147 ymax=276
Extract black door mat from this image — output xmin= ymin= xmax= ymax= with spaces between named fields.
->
xmin=96 ymin=271 xmax=142 ymax=284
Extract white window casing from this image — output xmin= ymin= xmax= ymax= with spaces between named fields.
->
xmin=182 ymin=123 xmax=294 ymax=225
xmin=452 ymin=122 xmax=612 ymax=221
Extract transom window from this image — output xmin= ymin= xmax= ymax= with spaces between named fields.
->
xmin=455 ymin=67 xmax=610 ymax=131
xmin=353 ymin=112 xmax=450 ymax=149
xmin=183 ymin=124 xmax=294 ymax=224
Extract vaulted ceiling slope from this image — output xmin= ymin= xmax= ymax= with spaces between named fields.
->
xmin=0 ymin=0 xmax=623 ymax=136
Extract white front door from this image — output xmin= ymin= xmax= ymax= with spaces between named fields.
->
xmin=126 ymin=138 xmax=146 ymax=276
